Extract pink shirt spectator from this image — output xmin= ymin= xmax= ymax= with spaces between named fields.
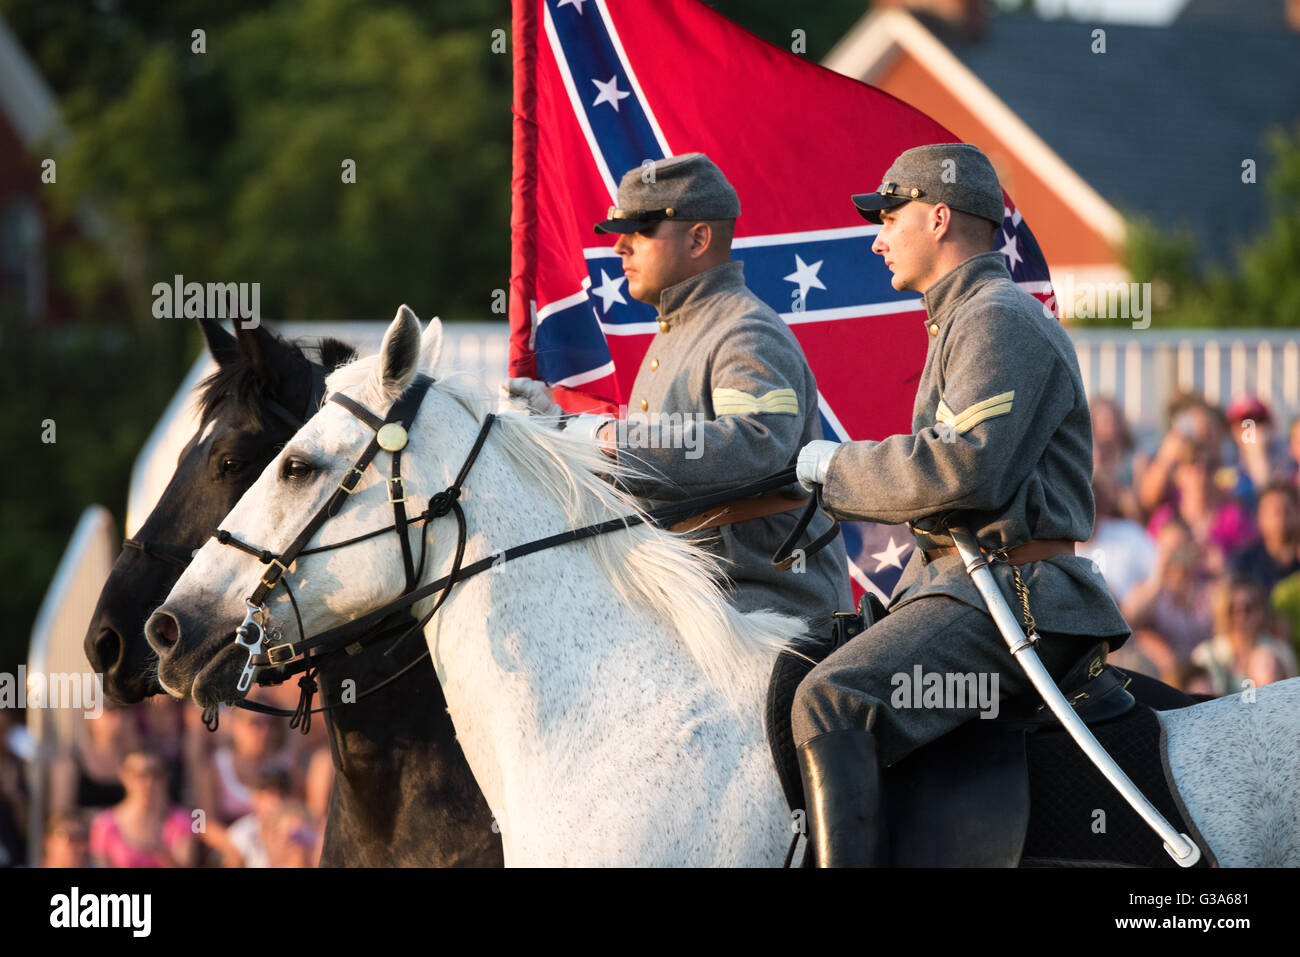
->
xmin=1148 ymin=499 xmax=1258 ymax=561
xmin=90 ymin=806 xmax=192 ymax=868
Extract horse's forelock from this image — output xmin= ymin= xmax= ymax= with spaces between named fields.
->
xmin=197 ymin=362 xmax=268 ymax=432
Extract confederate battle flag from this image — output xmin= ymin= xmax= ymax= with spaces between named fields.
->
xmin=508 ymin=0 xmax=1056 ymax=601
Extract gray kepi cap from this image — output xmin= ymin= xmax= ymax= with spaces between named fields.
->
xmin=594 ymin=153 xmax=741 ymax=234
xmin=851 ymin=143 xmax=1005 ymax=227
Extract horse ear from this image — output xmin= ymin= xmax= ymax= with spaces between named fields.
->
xmin=233 ymin=322 xmax=281 ymax=385
xmin=376 ymin=305 xmax=422 ymax=397
xmin=419 ymin=315 xmax=443 ymax=372
xmin=198 ymin=319 xmax=240 ymax=367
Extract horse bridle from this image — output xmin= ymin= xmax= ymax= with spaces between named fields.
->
xmin=213 ymin=374 xmax=462 ymax=689
xmin=181 ymin=369 xmax=840 ymax=732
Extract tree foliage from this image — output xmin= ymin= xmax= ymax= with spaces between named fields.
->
xmin=1125 ymin=124 xmax=1300 ymax=329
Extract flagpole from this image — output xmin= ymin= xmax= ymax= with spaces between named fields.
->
xmin=509 ymin=0 xmax=539 ymax=381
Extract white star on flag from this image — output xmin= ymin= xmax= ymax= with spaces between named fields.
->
xmin=557 ymin=0 xmax=589 ymax=13
xmin=870 ymin=534 xmax=909 ymax=572
xmin=783 ymin=254 xmax=826 ymax=303
xmin=999 ymin=230 xmax=1023 ymax=271
xmin=591 ymin=269 xmax=627 ymax=313
xmin=591 ymin=76 xmax=630 ymax=112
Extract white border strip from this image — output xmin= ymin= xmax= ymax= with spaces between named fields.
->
xmin=536 ymin=277 xmax=592 ymax=325
xmin=817 ymin=392 xmax=853 ymax=442
xmin=601 ymin=320 xmax=661 ymax=336
xmin=544 ymin=3 xmax=618 ymax=199
xmin=554 ymin=360 xmax=616 ymax=388
xmin=594 ymin=0 xmax=673 ymax=160
xmin=780 ymin=300 xmax=924 ymax=324
xmin=848 ymin=560 xmax=892 ymax=603
xmin=582 ymin=224 xmax=880 ymax=260
xmin=734 ymin=224 xmax=880 ymax=248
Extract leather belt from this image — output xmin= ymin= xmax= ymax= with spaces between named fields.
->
xmin=670 ymin=492 xmax=808 ymax=534
xmin=922 ymin=538 xmax=1076 ymax=565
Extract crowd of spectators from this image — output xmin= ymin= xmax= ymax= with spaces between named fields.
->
xmin=4 ymin=388 xmax=1299 ymax=868
xmin=1085 ymin=392 xmax=1300 ymax=695
xmin=13 ymin=681 xmax=333 ymax=869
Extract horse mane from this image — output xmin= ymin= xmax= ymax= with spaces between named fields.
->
xmin=325 ymin=355 xmax=800 ymax=715
xmin=198 ymin=335 xmax=356 ymax=429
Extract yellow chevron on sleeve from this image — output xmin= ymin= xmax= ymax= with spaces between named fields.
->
xmin=935 ymin=390 xmax=1014 ymax=434
xmin=712 ymin=387 xmax=800 ymax=415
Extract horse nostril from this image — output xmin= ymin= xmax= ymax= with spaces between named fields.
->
xmin=147 ymin=611 xmax=181 ymax=649
xmin=93 ymin=627 xmax=122 ymax=671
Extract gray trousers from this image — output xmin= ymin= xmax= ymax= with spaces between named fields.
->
xmin=792 ymin=595 xmax=1091 ymax=767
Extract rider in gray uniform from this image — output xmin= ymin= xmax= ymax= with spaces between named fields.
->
xmin=508 ymin=153 xmax=852 ymax=638
xmin=794 ymin=144 xmax=1130 ymax=867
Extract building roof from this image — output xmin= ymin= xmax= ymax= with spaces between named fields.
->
xmin=0 ymin=14 xmax=65 ymax=148
xmin=947 ymin=12 xmax=1300 ymax=261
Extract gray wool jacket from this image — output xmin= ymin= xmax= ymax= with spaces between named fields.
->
xmin=613 ymin=260 xmax=853 ymax=635
xmin=821 ymin=251 xmax=1130 ymax=646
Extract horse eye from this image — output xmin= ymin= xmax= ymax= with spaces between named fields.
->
xmin=220 ymin=457 xmax=245 ymax=475
xmin=282 ymin=458 xmax=315 ymax=480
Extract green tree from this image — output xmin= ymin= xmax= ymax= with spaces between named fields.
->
xmin=1124 ymin=124 xmax=1300 ymax=329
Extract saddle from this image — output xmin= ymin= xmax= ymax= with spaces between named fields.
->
xmin=766 ymin=596 xmax=1214 ymax=867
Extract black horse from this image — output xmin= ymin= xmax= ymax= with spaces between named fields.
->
xmin=84 ymin=320 xmax=502 ymax=867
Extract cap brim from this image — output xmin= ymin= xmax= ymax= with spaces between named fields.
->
xmin=850 ymin=192 xmax=907 ymax=224
xmin=593 ymin=218 xmax=651 ymax=235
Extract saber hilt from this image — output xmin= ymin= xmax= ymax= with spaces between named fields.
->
xmin=948 ymin=527 xmax=1201 ymax=868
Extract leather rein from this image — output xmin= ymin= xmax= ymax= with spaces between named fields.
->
xmin=151 ymin=371 xmax=840 ymax=733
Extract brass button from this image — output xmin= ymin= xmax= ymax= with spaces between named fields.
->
xmin=910 ymin=187 xmax=920 ymax=198
xmin=665 ymin=207 xmax=674 ymax=217
xmin=640 ymin=399 xmax=648 ymax=412
xmin=650 ymin=359 xmax=659 ymax=371
xmin=928 ymin=322 xmax=939 ymax=337
xmin=658 ymin=319 xmax=669 ymax=333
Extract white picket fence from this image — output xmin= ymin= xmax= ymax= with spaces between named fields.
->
xmin=1071 ymin=329 xmax=1300 ymax=444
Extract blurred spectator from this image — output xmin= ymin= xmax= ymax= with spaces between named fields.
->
xmin=50 ymin=703 xmax=139 ymax=819
xmin=1272 ymin=570 xmax=1300 ymax=665
xmin=1146 ymin=440 xmax=1256 ymax=574
xmin=89 ymin=750 xmax=195 ymax=868
xmin=1191 ymin=575 xmax=1297 ymax=696
xmin=305 ymin=745 xmax=333 ymax=829
xmin=192 ymin=707 xmax=285 ymax=827
xmin=1121 ymin=517 xmax=1214 ymax=680
xmin=267 ymin=800 xmax=319 ymax=868
xmin=1083 ymin=474 xmax=1155 ymax=603
xmin=136 ymin=697 xmax=186 ymax=803
xmin=1090 ymin=396 xmax=1145 ymax=521
xmin=42 ymin=814 xmax=91 ymax=868
xmin=224 ymin=764 xmax=292 ymax=868
xmin=1230 ymin=481 xmax=1300 ymax=591
xmin=1137 ymin=393 xmax=1229 ymax=517
xmin=0 ymin=709 xmax=27 ymax=867
xmin=1225 ymin=394 xmax=1290 ymax=505
xmin=1287 ymin=416 xmax=1300 ymax=482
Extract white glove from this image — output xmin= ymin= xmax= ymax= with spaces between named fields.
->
xmin=500 ymin=377 xmax=561 ymax=416
xmin=567 ymin=413 xmax=617 ymax=455
xmin=796 ymin=440 xmax=840 ymax=492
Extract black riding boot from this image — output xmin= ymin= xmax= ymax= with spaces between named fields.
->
xmin=797 ymin=729 xmax=887 ymax=867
